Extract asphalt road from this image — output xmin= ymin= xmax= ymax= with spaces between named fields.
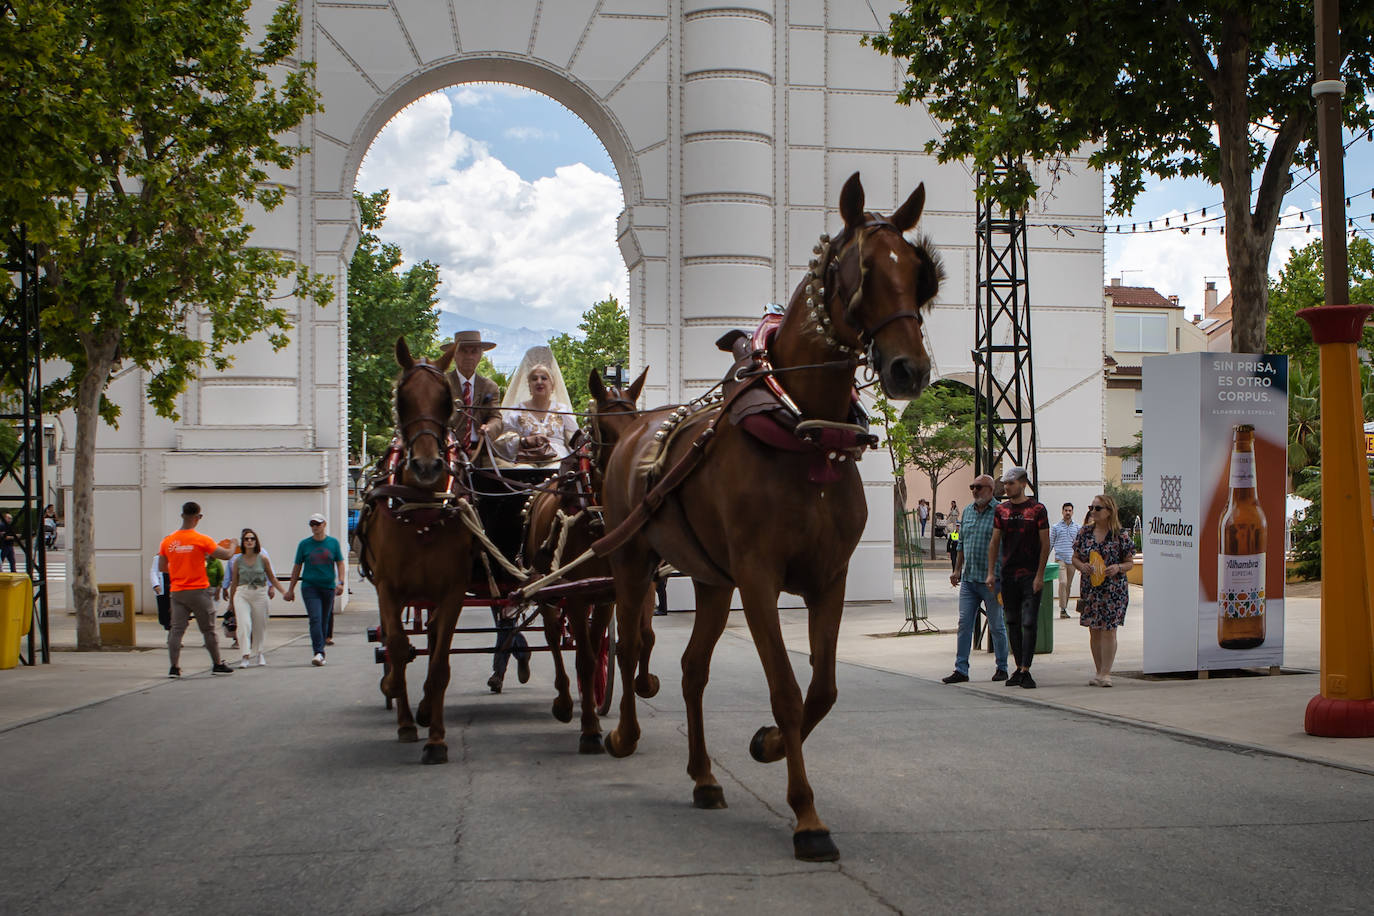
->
xmin=2 ymin=611 xmax=1371 ymax=915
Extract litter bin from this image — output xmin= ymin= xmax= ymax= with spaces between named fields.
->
xmin=1037 ymin=562 xmax=1058 ymax=655
xmin=0 ymin=573 xmax=34 ymax=670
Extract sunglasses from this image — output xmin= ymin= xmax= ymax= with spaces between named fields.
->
xmin=969 ymin=484 xmax=989 ymax=491
xmin=1088 ymin=506 xmax=1106 ymax=512
xmin=309 ymin=521 xmax=323 ymax=527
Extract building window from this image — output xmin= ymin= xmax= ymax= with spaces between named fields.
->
xmin=1121 ymin=456 xmax=1142 ymax=483
xmin=1115 ymin=313 xmax=1168 ymax=352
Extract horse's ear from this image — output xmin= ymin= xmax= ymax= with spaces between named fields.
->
xmin=434 ymin=341 xmax=455 ymax=372
xmin=395 ymin=337 xmax=413 ymax=369
xmin=588 ymin=369 xmax=607 ymax=403
xmin=891 ymin=183 xmax=926 ymax=233
xmin=839 ymin=172 xmax=865 ymax=229
xmin=627 ymin=366 xmax=649 ymax=403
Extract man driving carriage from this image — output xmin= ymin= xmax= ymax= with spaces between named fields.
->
xmin=446 ymin=329 xmax=504 ymax=457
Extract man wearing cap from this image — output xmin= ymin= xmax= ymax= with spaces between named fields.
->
xmin=447 ymin=330 xmax=504 ymax=457
xmin=284 ymin=513 xmax=346 ymax=666
xmin=985 ymin=467 xmax=1051 ymax=688
xmin=158 ymin=501 xmax=238 ymax=678
xmin=943 ymin=474 xmax=1010 ymax=684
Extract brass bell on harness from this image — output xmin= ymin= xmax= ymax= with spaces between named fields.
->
xmin=654 ymin=430 xmax=667 ymax=441
xmin=808 ymin=258 xmax=819 ymax=271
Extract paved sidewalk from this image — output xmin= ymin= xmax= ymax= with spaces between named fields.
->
xmin=5 ymin=560 xmax=1373 ymax=775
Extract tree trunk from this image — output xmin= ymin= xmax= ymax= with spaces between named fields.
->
xmin=71 ymin=337 xmax=118 ymax=650
xmin=1226 ymin=222 xmax=1272 ymax=354
xmin=928 ymin=478 xmax=939 ymax=560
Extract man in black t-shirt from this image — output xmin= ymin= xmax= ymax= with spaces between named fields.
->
xmin=985 ymin=467 xmax=1051 ymax=688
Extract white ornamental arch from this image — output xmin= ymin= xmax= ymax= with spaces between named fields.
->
xmin=69 ymin=2 xmax=1106 ymax=613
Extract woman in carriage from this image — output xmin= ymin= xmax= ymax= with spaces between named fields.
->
xmin=493 ymin=345 xmax=580 ymax=467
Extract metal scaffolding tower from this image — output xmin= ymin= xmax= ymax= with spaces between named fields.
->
xmin=2 ymin=228 xmax=51 ymax=663
xmin=973 ymin=161 xmax=1039 ymax=489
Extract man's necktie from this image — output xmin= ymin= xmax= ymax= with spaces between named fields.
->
xmin=462 ymin=380 xmax=474 ymax=445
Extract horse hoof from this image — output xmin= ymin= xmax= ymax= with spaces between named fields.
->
xmin=604 ymin=730 xmax=635 ymax=759
xmin=749 ymin=725 xmax=781 ymax=763
xmin=420 ymin=743 xmax=448 ymax=765
xmin=793 ymin=829 xmax=840 ymax=863
xmin=692 ymin=785 xmax=728 ymax=809
xmin=578 ymin=734 xmax=605 ymax=755
xmin=552 ymin=696 xmax=574 ymax=723
xmin=635 ymin=673 xmax=660 ymax=699
xmin=397 ymin=725 xmax=418 ymax=743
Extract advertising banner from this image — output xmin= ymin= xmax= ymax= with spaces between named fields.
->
xmin=1142 ymin=353 xmax=1288 ymax=673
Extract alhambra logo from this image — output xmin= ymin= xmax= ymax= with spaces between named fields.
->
xmin=1159 ymin=475 xmax=1183 ymax=513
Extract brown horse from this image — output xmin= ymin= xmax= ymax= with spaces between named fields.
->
xmin=357 ymin=338 xmax=473 ymax=764
xmin=590 ymin=173 xmax=940 ymax=861
xmin=521 ymin=368 xmax=651 ymax=754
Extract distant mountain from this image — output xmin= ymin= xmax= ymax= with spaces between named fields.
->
xmin=436 ymin=311 xmax=567 ymax=373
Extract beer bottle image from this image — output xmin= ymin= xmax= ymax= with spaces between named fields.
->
xmin=1217 ymin=424 xmax=1267 ymax=649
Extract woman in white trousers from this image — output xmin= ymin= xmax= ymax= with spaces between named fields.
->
xmin=228 ymin=528 xmax=287 ymax=667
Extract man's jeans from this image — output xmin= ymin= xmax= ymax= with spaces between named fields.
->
xmin=301 ymin=584 xmax=335 ymax=656
xmin=955 ymin=579 xmax=1008 ymax=676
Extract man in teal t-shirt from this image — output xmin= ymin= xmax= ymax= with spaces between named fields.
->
xmin=284 ymin=513 xmax=345 ymax=666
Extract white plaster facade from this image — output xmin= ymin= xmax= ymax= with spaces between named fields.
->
xmin=65 ymin=0 xmax=1105 ymax=612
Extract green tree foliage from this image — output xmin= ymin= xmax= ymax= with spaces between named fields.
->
xmin=1104 ymin=479 xmax=1143 ymax=532
xmin=1266 ymin=238 xmax=1374 ymax=367
xmin=895 ymin=381 xmax=976 ymax=557
xmin=867 ymin=2 xmax=1374 ymax=354
xmin=346 ymin=190 xmax=441 ymax=461
xmin=549 ymin=297 xmax=630 ymax=412
xmin=1 ymin=1 xmax=330 ymax=648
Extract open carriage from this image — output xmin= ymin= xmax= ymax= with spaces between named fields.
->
xmin=360 ymin=458 xmax=617 ymax=718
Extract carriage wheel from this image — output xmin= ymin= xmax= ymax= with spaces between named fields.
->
xmin=594 ymin=615 xmax=616 ymax=717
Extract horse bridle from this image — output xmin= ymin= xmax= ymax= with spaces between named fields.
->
xmin=805 ymin=219 xmax=926 ymax=360
xmin=394 ymin=362 xmax=459 ymax=470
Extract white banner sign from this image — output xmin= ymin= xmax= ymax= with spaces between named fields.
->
xmin=1142 ymin=353 xmax=1288 ymax=673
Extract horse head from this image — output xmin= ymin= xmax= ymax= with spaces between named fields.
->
xmin=823 ymin=172 xmax=942 ymax=399
xmin=587 ymin=366 xmax=649 ymax=471
xmin=393 ymin=337 xmax=455 ymax=489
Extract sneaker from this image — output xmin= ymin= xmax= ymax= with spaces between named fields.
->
xmin=240 ymin=656 xmax=251 ymax=669
xmin=168 ymin=666 xmax=181 ymax=679
xmin=941 ymin=671 xmax=969 ymax=684
xmin=1059 ymin=611 xmax=1070 ymax=619
xmin=1099 ymin=676 xmax=1113 ymax=688
xmin=311 ymin=653 xmax=325 ymax=667
xmin=991 ymin=669 xmax=1009 ymax=682
xmin=1006 ymin=670 xmax=1025 ymax=687
xmin=517 ymin=656 xmax=531 ymax=684
xmin=211 ymin=661 xmax=234 ymax=676
xmin=1088 ymin=676 xmax=1104 ymax=687
xmin=257 ymin=653 xmax=267 ymax=666
xmin=1020 ymin=671 xmax=1037 ymax=689
xmin=487 ymin=673 xmax=503 ymax=694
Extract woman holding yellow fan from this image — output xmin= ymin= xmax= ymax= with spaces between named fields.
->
xmin=1071 ymin=495 xmax=1135 ymax=686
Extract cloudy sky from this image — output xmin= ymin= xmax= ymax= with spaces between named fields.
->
xmin=357 ymin=83 xmax=1374 ymax=333
xmin=356 ymin=84 xmax=626 ymax=333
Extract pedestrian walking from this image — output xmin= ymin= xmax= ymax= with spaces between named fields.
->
xmin=985 ymin=467 xmax=1051 ymax=688
xmin=917 ymin=499 xmax=930 ymax=538
xmin=1072 ymin=494 xmax=1135 ymax=687
xmin=158 ymin=501 xmax=237 ymax=678
xmin=283 ymin=513 xmax=345 ymax=666
xmin=942 ymin=475 xmax=1010 ymax=684
xmin=149 ymin=555 xmax=171 ymax=630
xmin=1050 ymin=502 xmax=1081 ymax=618
xmin=227 ymin=528 xmax=287 ymax=668
xmin=0 ymin=511 xmax=18 ymax=572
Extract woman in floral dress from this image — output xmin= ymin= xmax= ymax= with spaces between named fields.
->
xmin=1070 ymin=494 xmax=1135 ymax=687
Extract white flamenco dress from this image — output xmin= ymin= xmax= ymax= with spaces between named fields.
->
xmin=492 ymin=345 xmax=580 ymax=466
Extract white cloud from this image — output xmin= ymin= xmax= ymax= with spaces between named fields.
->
xmin=505 ymin=125 xmax=556 ymax=142
xmin=1105 ymin=208 xmax=1312 ymax=317
xmin=356 ymin=93 xmax=628 ymax=331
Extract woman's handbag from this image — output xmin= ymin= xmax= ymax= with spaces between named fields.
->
xmin=515 ymin=435 xmax=557 ymax=464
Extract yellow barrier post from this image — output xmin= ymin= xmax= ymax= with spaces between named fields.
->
xmin=97 ymin=583 xmax=137 ymax=648
xmin=0 ymin=573 xmax=34 ymax=669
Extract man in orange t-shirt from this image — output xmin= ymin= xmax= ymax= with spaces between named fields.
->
xmin=158 ymin=501 xmax=237 ymax=678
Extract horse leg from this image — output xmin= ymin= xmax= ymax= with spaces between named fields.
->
xmin=683 ymin=581 xmax=732 ymax=809
xmin=752 ymin=576 xmax=846 ymax=758
xmin=575 ymin=600 xmax=615 ymax=754
xmin=738 ymin=581 xmax=838 ymax=863
xmin=633 ymin=587 xmax=660 ymax=699
xmin=379 ymin=591 xmax=418 ymax=743
xmin=417 ymin=598 xmax=461 ymax=765
xmin=604 ymin=551 xmax=655 ymax=759
xmin=544 ymin=602 xmax=574 ymax=724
